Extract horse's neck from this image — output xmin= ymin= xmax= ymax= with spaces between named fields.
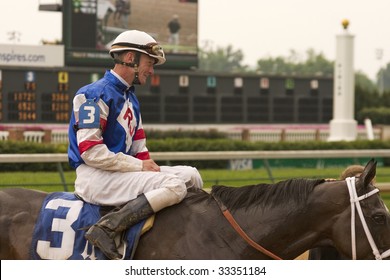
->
xmin=234 ymin=183 xmax=349 ymax=259
xmin=232 ymin=202 xmax=331 ymax=259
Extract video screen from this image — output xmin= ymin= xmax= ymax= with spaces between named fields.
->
xmin=64 ymin=0 xmax=198 ymax=69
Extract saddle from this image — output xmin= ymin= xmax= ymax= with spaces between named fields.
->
xmin=30 ymin=192 xmax=154 ymax=260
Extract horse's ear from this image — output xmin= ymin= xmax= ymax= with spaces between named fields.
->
xmin=360 ymin=158 xmax=377 ymax=187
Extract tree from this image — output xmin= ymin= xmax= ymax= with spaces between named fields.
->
xmin=376 ymin=62 xmax=390 ymax=94
xmin=354 ymin=70 xmax=379 ymax=117
xmin=198 ymin=41 xmax=248 ymax=72
xmin=355 ymin=71 xmax=376 ymax=92
xmin=256 ymin=48 xmax=333 ymax=76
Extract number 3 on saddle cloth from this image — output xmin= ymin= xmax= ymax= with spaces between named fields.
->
xmin=30 ymin=192 xmax=153 ymax=260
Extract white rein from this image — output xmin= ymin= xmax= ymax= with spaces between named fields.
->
xmin=345 ymin=177 xmax=390 ymax=260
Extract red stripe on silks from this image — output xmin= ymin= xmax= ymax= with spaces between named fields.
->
xmin=133 ymin=129 xmax=146 ymax=141
xmin=79 ymin=140 xmax=104 ymax=155
xmin=100 ymin=118 xmax=107 ymax=132
xmin=135 ymin=151 xmax=150 ymax=160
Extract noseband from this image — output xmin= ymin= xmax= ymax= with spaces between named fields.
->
xmin=346 ymin=177 xmax=390 ymax=260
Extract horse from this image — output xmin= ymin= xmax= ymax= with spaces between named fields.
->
xmin=1 ymin=159 xmax=389 ymax=260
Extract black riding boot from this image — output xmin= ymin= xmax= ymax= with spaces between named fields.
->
xmin=85 ymin=194 xmax=154 ymax=259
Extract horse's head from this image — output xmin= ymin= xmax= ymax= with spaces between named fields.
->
xmin=334 ymin=159 xmax=390 ymax=260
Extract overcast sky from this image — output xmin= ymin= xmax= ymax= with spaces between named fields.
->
xmin=0 ymin=0 xmax=389 ymax=81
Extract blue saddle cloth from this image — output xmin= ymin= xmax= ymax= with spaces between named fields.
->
xmin=30 ymin=192 xmax=146 ymax=260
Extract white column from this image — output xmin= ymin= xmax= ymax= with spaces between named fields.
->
xmin=328 ymin=20 xmax=357 ymax=141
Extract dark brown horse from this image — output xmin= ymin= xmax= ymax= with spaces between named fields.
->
xmin=1 ymin=159 xmax=389 ymax=260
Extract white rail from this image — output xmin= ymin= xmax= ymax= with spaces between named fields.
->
xmin=0 ymin=127 xmax=382 ymax=144
xmin=1 ymin=149 xmax=390 ymax=162
xmin=23 ymin=131 xmax=45 ymax=143
xmin=1 ymin=150 xmax=390 ymax=192
xmin=0 ymin=131 xmax=9 ymax=141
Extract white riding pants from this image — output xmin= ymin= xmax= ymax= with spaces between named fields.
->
xmin=74 ymin=164 xmax=203 ymax=212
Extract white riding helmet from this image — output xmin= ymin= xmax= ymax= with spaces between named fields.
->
xmin=109 ymin=30 xmax=166 ymax=65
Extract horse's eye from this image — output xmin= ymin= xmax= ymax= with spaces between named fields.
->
xmin=372 ymin=214 xmax=386 ymax=224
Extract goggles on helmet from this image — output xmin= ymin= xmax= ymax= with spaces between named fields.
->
xmin=111 ymin=42 xmax=164 ymax=57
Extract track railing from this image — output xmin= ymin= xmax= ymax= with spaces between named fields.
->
xmin=1 ymin=150 xmax=390 ymax=192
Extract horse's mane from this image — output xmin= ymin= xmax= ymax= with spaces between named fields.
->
xmin=210 ymin=178 xmax=325 ymax=211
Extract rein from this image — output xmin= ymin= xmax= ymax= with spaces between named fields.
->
xmin=346 ymin=177 xmax=390 ymax=260
xmin=211 ymin=193 xmax=282 ymax=260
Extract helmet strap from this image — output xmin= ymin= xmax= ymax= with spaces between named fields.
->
xmin=132 ymin=52 xmax=141 ymax=85
xmin=113 ymin=58 xmax=136 ymax=67
xmin=132 ymin=64 xmax=141 ymax=85
xmin=113 ymin=52 xmax=141 ymax=85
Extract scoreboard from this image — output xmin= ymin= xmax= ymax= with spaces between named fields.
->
xmin=0 ymin=68 xmax=334 ymax=125
xmin=8 ymin=91 xmax=70 ymax=122
xmin=3 ymin=71 xmax=70 ymax=123
xmin=0 ymin=69 xmax=101 ymax=124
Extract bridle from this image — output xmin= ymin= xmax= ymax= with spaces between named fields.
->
xmin=345 ymin=177 xmax=390 ymax=260
xmin=212 ymin=178 xmax=390 ymax=260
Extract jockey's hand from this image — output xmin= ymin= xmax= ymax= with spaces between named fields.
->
xmin=142 ymin=159 xmax=161 ymax=172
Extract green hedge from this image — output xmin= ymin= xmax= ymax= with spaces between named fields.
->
xmin=148 ymin=138 xmax=390 ymax=151
xmin=357 ymin=107 xmax=390 ymax=124
xmin=145 ymin=129 xmax=227 ymax=139
xmin=148 ymin=138 xmax=390 ymax=168
xmin=0 ymin=141 xmax=66 ymax=171
xmin=1 ymin=139 xmax=390 ymax=171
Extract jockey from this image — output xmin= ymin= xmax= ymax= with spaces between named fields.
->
xmin=67 ymin=30 xmax=203 ymax=259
